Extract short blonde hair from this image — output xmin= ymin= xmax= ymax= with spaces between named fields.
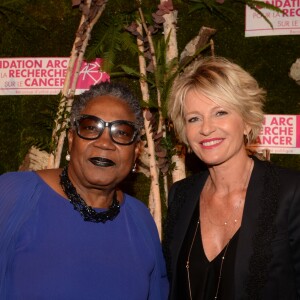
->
xmin=168 ymin=56 xmax=266 ymax=145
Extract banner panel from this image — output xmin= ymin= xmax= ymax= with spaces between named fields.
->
xmin=248 ymin=114 xmax=300 ymax=154
xmin=0 ymin=57 xmax=109 ymax=95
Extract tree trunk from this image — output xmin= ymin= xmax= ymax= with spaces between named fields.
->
xmin=48 ymin=0 xmax=108 ymax=169
xmin=161 ymin=1 xmax=187 ymax=184
xmin=137 ymin=21 xmax=162 ymax=239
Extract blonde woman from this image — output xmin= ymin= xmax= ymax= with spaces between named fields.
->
xmin=164 ymin=56 xmax=300 ymax=300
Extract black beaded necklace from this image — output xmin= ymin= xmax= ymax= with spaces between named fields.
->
xmin=60 ymin=167 xmax=120 ymax=223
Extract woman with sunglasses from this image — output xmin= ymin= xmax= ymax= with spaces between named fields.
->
xmin=0 ymin=82 xmax=168 ymax=299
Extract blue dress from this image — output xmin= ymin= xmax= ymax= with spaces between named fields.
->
xmin=0 ymin=171 xmax=168 ymax=300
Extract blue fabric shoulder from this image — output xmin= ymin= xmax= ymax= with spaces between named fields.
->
xmin=0 ymin=171 xmax=42 ymax=298
xmin=126 ymin=195 xmax=169 ymax=299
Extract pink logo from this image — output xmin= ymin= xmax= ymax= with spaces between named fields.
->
xmin=76 ymin=58 xmax=110 ymax=90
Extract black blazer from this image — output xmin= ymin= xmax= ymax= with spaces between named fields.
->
xmin=163 ymin=157 xmax=300 ymax=300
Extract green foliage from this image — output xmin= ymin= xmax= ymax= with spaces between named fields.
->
xmin=0 ymin=0 xmax=300 ymax=181
xmin=85 ymin=8 xmax=140 ymax=73
xmin=77 ymin=0 xmax=300 ymax=175
xmin=0 ymin=0 xmax=80 ymax=173
xmin=0 ymin=95 xmax=59 ymax=173
xmin=188 ymin=0 xmax=235 ymax=21
xmin=188 ymin=0 xmax=282 ymax=27
xmin=0 ymin=0 xmax=47 ymax=38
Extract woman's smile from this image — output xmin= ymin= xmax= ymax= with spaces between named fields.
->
xmin=200 ymin=138 xmax=224 ymax=148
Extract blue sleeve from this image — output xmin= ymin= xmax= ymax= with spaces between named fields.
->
xmin=126 ymin=198 xmax=169 ymax=300
xmin=0 ymin=172 xmax=41 ymax=298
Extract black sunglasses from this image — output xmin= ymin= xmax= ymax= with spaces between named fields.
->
xmin=74 ymin=114 xmax=139 ymax=145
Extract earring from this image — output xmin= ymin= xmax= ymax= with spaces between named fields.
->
xmin=132 ymin=163 xmax=137 ymax=173
xmin=66 ymin=151 xmax=71 ymax=161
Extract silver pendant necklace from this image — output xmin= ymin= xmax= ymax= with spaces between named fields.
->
xmin=186 ymin=220 xmax=231 ymax=300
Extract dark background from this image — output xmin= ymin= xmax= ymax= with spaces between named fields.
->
xmin=0 ymin=1 xmax=299 ymax=200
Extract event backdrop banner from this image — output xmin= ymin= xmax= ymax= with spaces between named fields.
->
xmin=0 ymin=57 xmax=109 ymax=95
xmin=248 ymin=114 xmax=300 ymax=154
xmin=245 ymin=1 xmax=300 ymax=37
